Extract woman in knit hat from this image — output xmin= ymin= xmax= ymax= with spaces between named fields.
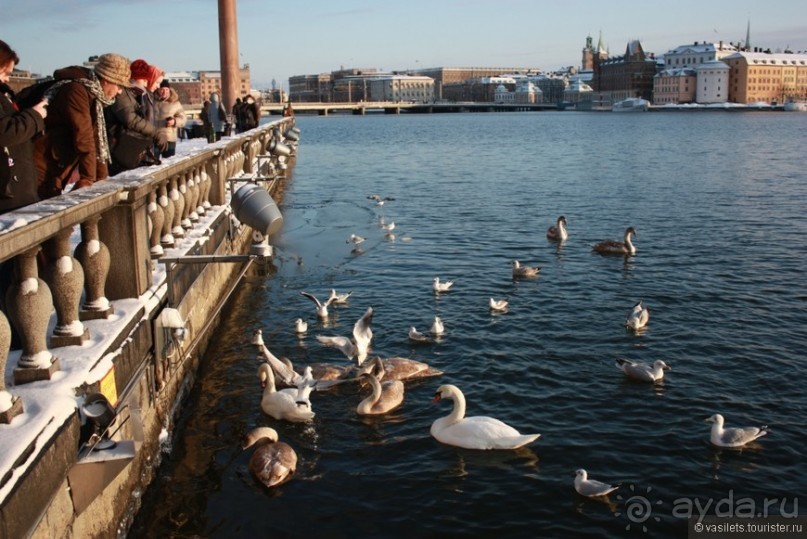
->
xmin=34 ymin=52 xmax=130 ymax=198
xmin=104 ymin=58 xmax=168 ymax=174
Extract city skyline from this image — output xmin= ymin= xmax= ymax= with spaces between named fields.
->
xmin=4 ymin=0 xmax=807 ymax=89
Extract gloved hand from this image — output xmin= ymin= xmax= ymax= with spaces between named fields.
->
xmin=154 ymin=131 xmax=169 ymax=152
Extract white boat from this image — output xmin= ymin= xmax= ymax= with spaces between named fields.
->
xmin=783 ymin=99 xmax=807 ymax=112
xmin=612 ymin=97 xmax=650 ymax=112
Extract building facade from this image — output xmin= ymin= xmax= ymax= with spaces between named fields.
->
xmin=724 ymin=51 xmax=807 ymax=104
xmin=288 ymin=73 xmax=333 ymax=102
xmin=367 ymin=75 xmax=434 ymax=102
xmin=653 ymin=68 xmax=696 ymax=105
xmin=696 ymin=61 xmax=731 ymax=104
xmin=593 ymin=40 xmax=658 ymax=104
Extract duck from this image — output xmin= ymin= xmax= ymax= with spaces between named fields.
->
xmin=300 ymin=290 xmax=336 ymax=319
xmin=512 ymin=260 xmax=541 ymax=279
xmin=258 ymin=363 xmax=315 ymax=422
xmin=489 ymin=298 xmax=509 ymax=311
xmin=327 ymin=289 xmax=352 ymax=304
xmin=433 ymin=277 xmax=454 ymax=293
xmin=615 ymin=358 xmax=670 ymax=382
xmin=625 ymin=301 xmax=650 ymax=331
xmin=408 ymin=326 xmax=431 ymax=344
xmin=294 ymin=318 xmax=308 ymax=335
xmin=593 ymin=226 xmax=637 ymax=256
xmin=430 ymin=316 xmax=445 ymax=336
xmin=546 ymin=215 xmax=568 ymax=242
xmin=574 ymin=469 xmax=621 ymax=498
xmin=705 ymin=414 xmax=769 ymax=448
xmin=243 ymin=427 xmax=297 ymax=488
xmin=356 ymin=371 xmax=405 ymax=416
xmin=430 ymin=384 xmax=540 ymax=450
xmin=360 ymin=356 xmax=443 ymax=383
xmin=315 ymin=306 xmax=374 ymax=365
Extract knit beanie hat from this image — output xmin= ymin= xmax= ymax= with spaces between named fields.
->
xmin=129 ymin=58 xmax=151 ymax=81
xmin=94 ymin=53 xmax=131 ymax=87
xmin=147 ymin=65 xmax=164 ymax=89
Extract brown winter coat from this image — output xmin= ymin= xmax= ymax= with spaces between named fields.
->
xmin=34 ymin=66 xmax=109 ymax=199
xmin=154 ymin=88 xmax=187 ymax=143
xmin=0 ymin=84 xmax=45 ymax=213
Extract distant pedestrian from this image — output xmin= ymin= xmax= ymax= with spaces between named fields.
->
xmin=34 ymin=52 xmax=131 ymax=199
xmin=241 ymin=94 xmax=260 ymax=131
xmin=0 ymin=39 xmax=47 ymax=214
xmin=283 ymin=100 xmax=294 ymax=117
xmin=207 ymin=92 xmax=227 ymax=142
xmin=232 ymin=97 xmax=243 ymax=133
xmin=154 ymin=80 xmax=186 ymax=158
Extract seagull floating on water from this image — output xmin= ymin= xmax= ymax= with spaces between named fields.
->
xmin=489 ymin=298 xmax=509 ymax=311
xmin=546 ymin=215 xmax=568 ymax=242
xmin=327 ymin=289 xmax=352 ymax=304
xmin=574 ymin=469 xmax=621 ymax=498
xmin=512 ymin=260 xmax=541 ymax=279
xmin=706 ymin=414 xmax=769 ymax=448
xmin=347 ymin=234 xmax=366 ymax=245
xmin=408 ymin=326 xmax=431 ymax=344
xmin=625 ymin=301 xmax=650 ymax=331
xmin=433 ymin=277 xmax=454 ymax=293
xmin=615 ymin=358 xmax=670 ymax=382
xmin=294 ymin=318 xmax=308 ymax=334
xmin=593 ymin=226 xmax=637 ymax=256
xmin=430 ymin=316 xmax=445 ymax=336
xmin=381 ymin=221 xmax=395 ymax=232
xmin=301 ymin=290 xmax=336 ymax=319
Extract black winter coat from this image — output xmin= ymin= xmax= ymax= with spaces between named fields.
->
xmin=0 ymin=84 xmax=45 ymax=214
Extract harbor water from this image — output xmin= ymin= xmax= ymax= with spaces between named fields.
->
xmin=130 ymin=111 xmax=806 ymax=538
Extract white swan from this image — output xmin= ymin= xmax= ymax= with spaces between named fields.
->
xmin=301 ymin=290 xmax=336 ymax=319
xmin=433 ymin=277 xmax=454 ymax=293
xmin=430 ymin=384 xmax=540 ymax=450
xmin=546 ymin=215 xmax=568 ymax=242
xmin=357 ymin=372 xmax=405 ymax=416
xmin=615 ymin=359 xmax=670 ymax=382
xmin=593 ymin=226 xmax=637 ymax=256
xmin=489 ymin=298 xmax=509 ymax=311
xmin=315 ymin=306 xmax=374 ymax=365
xmin=706 ymin=414 xmax=768 ymax=448
xmin=258 ymin=363 xmax=315 ymax=422
xmin=430 ymin=316 xmax=445 ymax=336
xmin=574 ymin=469 xmax=620 ymax=497
xmin=408 ymin=326 xmax=431 ymax=343
xmin=243 ymin=427 xmax=297 ymax=488
xmin=625 ymin=301 xmax=650 ymax=331
xmin=512 ymin=260 xmax=541 ymax=279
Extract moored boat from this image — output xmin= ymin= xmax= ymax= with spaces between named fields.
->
xmin=612 ymin=97 xmax=650 ymax=112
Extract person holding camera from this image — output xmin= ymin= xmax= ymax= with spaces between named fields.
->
xmin=153 ymin=80 xmax=186 ymax=158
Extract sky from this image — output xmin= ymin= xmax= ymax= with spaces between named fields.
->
xmin=3 ymin=0 xmax=807 ymax=90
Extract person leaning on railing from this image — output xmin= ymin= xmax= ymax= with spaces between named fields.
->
xmin=0 ymin=39 xmax=47 ymax=214
xmin=34 ymin=53 xmax=131 ymax=199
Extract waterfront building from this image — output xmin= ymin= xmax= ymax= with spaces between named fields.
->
xmin=367 ymin=74 xmax=434 ymax=103
xmin=514 ymin=79 xmax=541 ymax=104
xmin=653 ymin=68 xmax=697 ymax=105
xmin=414 ymin=67 xmax=543 ymax=101
xmin=564 ymin=79 xmax=593 ymax=107
xmin=288 ymin=73 xmax=333 ymax=102
xmin=494 ymin=84 xmax=514 ymax=104
xmin=724 ymin=50 xmax=807 ymax=104
xmin=593 ymin=40 xmax=657 ymax=105
xmin=663 ymin=41 xmax=738 ymax=69
xmin=582 ymin=35 xmax=596 ymax=71
xmin=696 ymin=61 xmax=731 ymax=104
xmin=160 ymin=66 xmax=250 ymax=106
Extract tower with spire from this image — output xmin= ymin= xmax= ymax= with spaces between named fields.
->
xmin=745 ymin=19 xmax=751 ymax=50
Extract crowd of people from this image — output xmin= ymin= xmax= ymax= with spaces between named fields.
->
xmin=0 ymin=40 xmax=267 ymax=216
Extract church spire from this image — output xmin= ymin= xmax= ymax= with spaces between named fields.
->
xmin=745 ymin=19 xmax=751 ymax=50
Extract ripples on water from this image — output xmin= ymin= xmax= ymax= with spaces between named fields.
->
xmin=131 ymin=112 xmax=806 ymax=538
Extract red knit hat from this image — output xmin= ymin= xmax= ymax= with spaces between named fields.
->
xmin=129 ymin=58 xmax=151 ymax=81
xmin=147 ymin=65 xmax=164 ymax=88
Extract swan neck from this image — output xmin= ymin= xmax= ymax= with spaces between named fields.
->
xmin=261 ymin=363 xmax=276 ymax=394
xmin=447 ymin=388 xmax=466 ymax=424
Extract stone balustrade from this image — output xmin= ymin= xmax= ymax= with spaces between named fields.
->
xmin=0 ymin=118 xmax=298 ymax=539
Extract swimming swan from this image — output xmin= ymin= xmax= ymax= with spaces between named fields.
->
xmin=546 ymin=215 xmax=568 ymax=241
xmin=357 ymin=372 xmax=405 ymax=416
xmin=430 ymin=384 xmax=540 ymax=450
xmin=593 ymin=226 xmax=637 ymax=256
xmin=243 ymin=426 xmax=297 ymax=488
xmin=258 ymin=363 xmax=315 ymax=422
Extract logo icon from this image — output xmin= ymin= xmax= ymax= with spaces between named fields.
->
xmin=614 ymin=484 xmax=663 ymax=532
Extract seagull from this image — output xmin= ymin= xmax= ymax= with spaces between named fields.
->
xmin=381 ymin=221 xmax=395 ymax=232
xmin=316 ymin=306 xmax=374 ymax=365
xmin=512 ymin=260 xmax=541 ymax=279
xmin=705 ymin=414 xmax=769 ymax=448
xmin=615 ymin=358 xmax=670 ymax=382
xmin=408 ymin=326 xmax=431 ymax=343
xmin=301 ymin=291 xmax=336 ymax=319
xmin=327 ymin=289 xmax=352 ymax=304
xmin=252 ymin=330 xmax=349 ymax=391
xmin=433 ymin=277 xmax=454 ymax=293
xmin=347 ymin=234 xmax=366 ymax=245
xmin=625 ymin=301 xmax=650 ymax=331
xmin=574 ymin=469 xmax=621 ymax=498
xmin=430 ymin=316 xmax=445 ymax=336
xmin=547 ymin=215 xmax=568 ymax=242
xmin=294 ymin=318 xmax=308 ymax=334
xmin=489 ymin=298 xmax=509 ymax=311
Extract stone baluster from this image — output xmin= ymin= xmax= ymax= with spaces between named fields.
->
xmin=159 ymin=182 xmax=175 ymax=247
xmin=0 ymin=309 xmax=24 ymax=423
xmin=199 ymin=165 xmax=212 ymax=212
xmin=74 ymin=215 xmax=114 ymax=320
xmin=43 ymin=228 xmax=89 ymax=347
xmin=180 ymin=174 xmax=193 ymax=230
xmin=169 ymin=176 xmax=185 ymax=239
xmin=147 ymin=190 xmax=165 ymax=258
xmin=5 ymin=247 xmax=60 ymax=384
xmin=187 ymin=171 xmax=200 ymax=222
xmin=193 ymin=168 xmax=206 ymax=217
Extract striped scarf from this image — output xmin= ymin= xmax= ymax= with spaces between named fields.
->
xmin=46 ymin=72 xmax=116 ymax=164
